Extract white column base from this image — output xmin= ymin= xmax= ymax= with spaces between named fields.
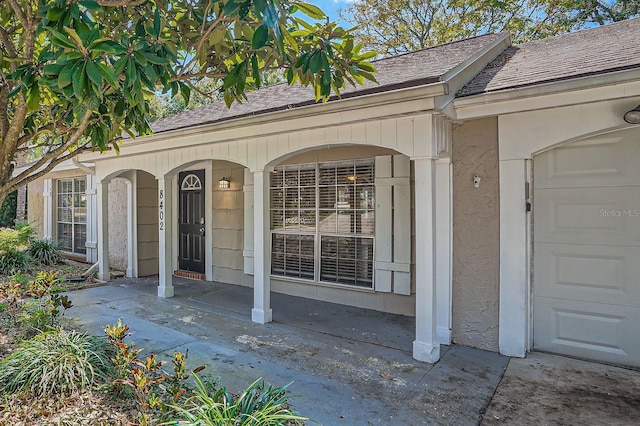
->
xmin=413 ymin=340 xmax=441 ymax=363
xmin=251 ymin=308 xmax=272 ymax=324
xmin=97 ymin=271 xmax=110 ymax=281
xmin=436 ymin=327 xmax=451 ymax=345
xmin=158 ymin=285 xmax=174 ymax=298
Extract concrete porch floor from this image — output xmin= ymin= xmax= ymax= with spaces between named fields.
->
xmin=67 ymin=277 xmax=640 ymax=425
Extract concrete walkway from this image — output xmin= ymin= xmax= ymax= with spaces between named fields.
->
xmin=67 ymin=278 xmax=640 ymax=425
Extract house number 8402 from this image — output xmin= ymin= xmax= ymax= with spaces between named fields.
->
xmin=159 ymin=189 xmax=164 ymax=230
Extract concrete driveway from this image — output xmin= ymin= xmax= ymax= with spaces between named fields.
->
xmin=67 ymin=278 xmax=640 ymax=425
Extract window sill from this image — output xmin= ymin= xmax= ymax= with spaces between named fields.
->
xmin=61 ymin=252 xmax=89 ymax=263
xmin=270 ymin=275 xmax=376 ymax=293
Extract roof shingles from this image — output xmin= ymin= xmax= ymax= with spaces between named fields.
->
xmin=459 ymin=18 xmax=640 ymax=96
xmin=150 ymin=33 xmax=507 ymax=134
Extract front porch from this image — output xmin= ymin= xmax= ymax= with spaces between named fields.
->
xmin=70 ymin=276 xmax=508 ymax=424
xmin=115 ymin=275 xmax=417 ymax=352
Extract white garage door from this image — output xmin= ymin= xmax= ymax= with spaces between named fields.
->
xmin=534 ymin=128 xmax=640 ymax=367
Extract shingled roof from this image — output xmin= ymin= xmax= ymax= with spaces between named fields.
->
xmin=459 ymin=18 xmax=640 ymax=97
xmin=150 ymin=32 xmax=507 ymax=134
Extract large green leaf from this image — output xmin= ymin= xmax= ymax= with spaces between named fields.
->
xmin=309 ymin=51 xmax=323 ymax=73
xmin=96 ymin=62 xmax=118 ymax=87
xmin=72 ymin=62 xmax=87 ymax=99
xmin=252 ymin=24 xmax=269 ymax=49
xmin=140 ymin=52 xmax=169 ymax=65
xmin=58 ymin=60 xmax=79 ymax=89
xmin=26 ymin=84 xmax=41 ymax=112
xmin=293 ymin=2 xmax=326 ymax=20
xmin=85 ymin=60 xmax=102 ymax=87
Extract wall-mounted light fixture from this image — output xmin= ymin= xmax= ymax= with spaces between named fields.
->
xmin=218 ymin=176 xmax=230 ymax=189
xmin=624 ymin=104 xmax=640 ymax=124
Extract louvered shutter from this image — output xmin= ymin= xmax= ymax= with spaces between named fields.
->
xmin=375 ymin=155 xmax=411 ymax=295
xmin=85 ymin=174 xmax=98 ymax=262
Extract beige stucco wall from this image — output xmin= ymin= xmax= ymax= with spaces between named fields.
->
xmin=212 ymin=161 xmax=247 ymax=285
xmin=452 ymin=117 xmax=500 ymax=351
xmin=27 ymin=179 xmax=45 ymax=237
xmin=137 ymin=171 xmax=159 ymax=276
xmin=108 ymin=178 xmax=128 ymax=271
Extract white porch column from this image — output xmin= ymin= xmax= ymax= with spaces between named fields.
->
xmin=499 ymin=159 xmax=530 ymax=357
xmin=412 ymin=157 xmax=440 ymax=362
xmin=42 ymin=179 xmax=53 ymax=240
xmin=126 ymin=171 xmax=138 ymax=278
xmin=251 ymin=170 xmax=272 ymax=323
xmin=96 ymin=180 xmax=110 ymax=281
xmin=157 ymin=176 xmax=174 ymax=298
xmin=435 ymin=157 xmax=452 ymax=345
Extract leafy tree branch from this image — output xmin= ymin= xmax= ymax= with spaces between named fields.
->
xmin=0 ymin=0 xmax=377 ymax=205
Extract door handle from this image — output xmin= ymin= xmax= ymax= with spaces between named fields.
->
xmin=199 ymin=227 xmax=205 ymax=236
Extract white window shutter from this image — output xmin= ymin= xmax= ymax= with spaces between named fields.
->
xmin=392 ymin=155 xmax=411 ymax=295
xmin=375 ymin=156 xmax=393 ymax=292
xmin=374 ymin=155 xmax=412 ymax=295
xmin=243 ymin=169 xmax=254 ymax=275
xmin=85 ymin=174 xmax=98 ymax=263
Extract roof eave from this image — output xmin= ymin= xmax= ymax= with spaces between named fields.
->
xmin=453 ymin=67 xmax=640 ymax=120
xmin=434 ymin=32 xmax=512 ymax=116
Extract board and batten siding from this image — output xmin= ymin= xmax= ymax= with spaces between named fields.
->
xmin=136 ymin=171 xmax=159 ymax=276
xmin=94 ymin=114 xmax=443 ymax=180
xmin=211 ymin=161 xmax=249 ymax=286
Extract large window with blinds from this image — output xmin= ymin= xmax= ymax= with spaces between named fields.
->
xmin=270 ymin=159 xmax=375 ymax=288
xmin=56 ymin=178 xmax=87 ymax=255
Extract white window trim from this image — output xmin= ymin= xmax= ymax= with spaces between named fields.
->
xmin=55 ymin=177 xmax=88 ymax=255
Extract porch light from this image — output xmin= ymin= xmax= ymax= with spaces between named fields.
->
xmin=623 ymin=104 xmax=640 ymax=124
xmin=218 ymin=176 xmax=231 ymax=189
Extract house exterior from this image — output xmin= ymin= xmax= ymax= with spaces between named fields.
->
xmin=26 ymin=18 xmax=640 ymax=366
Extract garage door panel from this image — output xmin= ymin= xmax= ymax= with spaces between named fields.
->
xmin=534 ymin=187 xmax=640 ymax=246
xmin=534 ymin=129 xmax=640 ymax=367
xmin=535 ymin=243 xmax=640 ymax=305
xmin=534 ymin=297 xmax=640 ymax=367
xmin=535 ymin=134 xmax=640 ymax=189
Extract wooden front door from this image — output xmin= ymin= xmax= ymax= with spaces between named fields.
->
xmin=178 ymin=170 xmax=205 ymax=273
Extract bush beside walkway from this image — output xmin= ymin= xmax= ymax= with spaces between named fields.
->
xmin=0 ymin=271 xmax=308 ymax=425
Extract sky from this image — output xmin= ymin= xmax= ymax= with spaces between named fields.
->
xmin=307 ymin=0 xmax=353 ymax=25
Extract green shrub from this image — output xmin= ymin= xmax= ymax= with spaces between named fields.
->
xmin=0 ymin=227 xmax=30 ymax=253
xmin=104 ymin=319 xmax=199 ymax=422
xmin=0 ymin=329 xmax=113 ymax=396
xmin=29 ymin=239 xmax=61 ymax=265
xmin=0 ymin=225 xmax=35 ymax=274
xmin=0 ymin=272 xmax=72 ymax=341
xmin=0 ymin=190 xmax=17 ymax=228
xmin=172 ymin=375 xmax=307 ymax=425
xmin=0 ymin=249 xmax=31 ymax=275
